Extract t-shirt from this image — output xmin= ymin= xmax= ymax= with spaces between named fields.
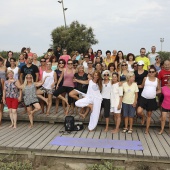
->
xmin=111 ymin=55 xmax=116 ymax=62
xmin=74 ymin=73 xmax=88 ymax=93
xmin=21 ymin=64 xmax=39 ymax=82
xmin=148 ymin=53 xmax=159 ymax=65
xmin=158 ymin=69 xmax=170 ymax=87
xmin=135 ymin=56 xmax=150 ymax=70
xmin=122 ymin=82 xmax=139 ymax=104
xmin=161 ymin=86 xmax=170 ymax=110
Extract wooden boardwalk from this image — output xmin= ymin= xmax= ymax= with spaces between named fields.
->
xmin=2 ymin=105 xmax=168 ymax=127
xmin=0 ymin=121 xmax=170 ymax=163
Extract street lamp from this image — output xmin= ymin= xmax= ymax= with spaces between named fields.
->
xmin=58 ymin=0 xmax=67 ymax=28
xmin=160 ymin=38 xmax=164 ymax=51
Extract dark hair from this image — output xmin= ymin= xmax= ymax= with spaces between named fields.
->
xmin=73 ymin=60 xmax=78 ymax=64
xmin=93 ymin=71 xmax=102 ymax=92
xmin=112 ymin=72 xmax=119 ymax=77
xmin=140 ymin=48 xmax=146 ymax=52
xmin=132 ymin=62 xmax=138 ymax=68
xmin=21 ymin=47 xmax=26 ymax=53
xmin=106 ymin=50 xmax=111 ymax=55
xmin=7 ymin=51 xmax=13 ymax=56
xmin=149 ymin=65 xmax=156 ymax=72
xmin=49 ymin=55 xmax=56 ymax=63
xmin=87 ymin=48 xmax=93 ymax=54
xmin=95 ymin=62 xmax=102 ymax=68
xmin=0 ymin=58 xmax=4 ymax=62
xmin=126 ymin=53 xmax=135 ymax=61
xmin=47 ymin=48 xmax=53 ymax=52
xmin=160 ymin=61 xmax=164 ymax=67
xmin=84 ymin=53 xmax=90 ymax=59
xmin=115 ymin=51 xmax=124 ymax=63
xmin=108 ymin=62 xmax=115 ymax=70
xmin=97 ymin=49 xmax=102 ymax=55
xmin=58 ymin=59 xmax=66 ymax=65
xmin=10 ymin=57 xmax=16 ymax=62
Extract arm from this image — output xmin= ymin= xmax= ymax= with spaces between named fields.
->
xmin=117 ymin=96 xmax=123 ymax=110
xmin=156 ymin=79 xmax=161 ymax=94
xmin=51 ymin=72 xmax=57 ymax=88
xmin=2 ymin=81 xmax=6 ymax=104
xmin=34 ymin=76 xmax=49 ymax=87
xmin=74 ymin=79 xmax=89 ymax=85
xmin=35 ymin=72 xmax=39 ymax=82
xmin=139 ymin=77 xmax=146 ymax=89
xmin=132 ymin=92 xmax=138 ymax=107
xmin=20 ymin=73 xmax=23 ymax=84
xmin=15 ymin=80 xmax=23 ymax=89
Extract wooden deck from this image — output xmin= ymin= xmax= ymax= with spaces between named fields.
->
xmin=0 ymin=121 xmax=170 ymax=163
xmin=2 ymin=105 xmax=168 ymax=127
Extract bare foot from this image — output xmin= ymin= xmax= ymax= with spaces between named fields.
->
xmin=111 ymin=129 xmax=119 ymax=134
xmin=9 ymin=124 xmax=13 ymax=128
xmin=89 ymin=130 xmax=94 ymax=132
xmin=145 ymin=129 xmax=149 ymax=134
xmin=13 ymin=126 xmax=17 ymax=129
xmin=29 ymin=124 xmax=33 ymax=128
xmin=46 ymin=113 xmax=50 ymax=116
xmin=158 ymin=130 xmax=163 ymax=135
xmin=104 ymin=128 xmax=109 ymax=132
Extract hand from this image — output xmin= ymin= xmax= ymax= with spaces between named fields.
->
xmin=56 ymin=85 xmax=59 ymax=89
xmin=117 ymin=104 xmax=121 ymax=110
xmin=44 ymin=76 xmax=49 ymax=79
xmin=18 ymin=97 xmax=21 ymax=102
xmin=132 ymin=101 xmax=137 ymax=107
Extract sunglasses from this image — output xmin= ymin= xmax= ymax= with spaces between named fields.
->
xmin=41 ymin=61 xmax=45 ymax=62
xmin=149 ymin=71 xmax=155 ymax=73
xmin=104 ymin=74 xmax=109 ymax=76
xmin=155 ymin=58 xmax=159 ymax=60
xmin=121 ymin=64 xmax=127 ymax=66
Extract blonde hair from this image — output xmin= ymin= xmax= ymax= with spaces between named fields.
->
xmin=77 ymin=65 xmax=84 ymax=72
xmin=7 ymin=70 xmax=14 ymax=75
xmin=23 ymin=74 xmax=34 ymax=90
xmin=126 ymin=72 xmax=135 ymax=81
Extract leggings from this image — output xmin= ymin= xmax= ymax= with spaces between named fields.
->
xmin=53 ymin=86 xmax=74 ymax=105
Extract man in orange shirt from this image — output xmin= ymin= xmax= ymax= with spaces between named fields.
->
xmin=111 ymin=50 xmax=117 ymax=62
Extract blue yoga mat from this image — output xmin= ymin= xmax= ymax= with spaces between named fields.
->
xmin=50 ymin=136 xmax=143 ymax=151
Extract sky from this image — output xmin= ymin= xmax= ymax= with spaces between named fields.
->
xmin=0 ymin=0 xmax=170 ymax=56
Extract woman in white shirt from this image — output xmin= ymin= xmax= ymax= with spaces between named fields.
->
xmin=7 ymin=58 xmax=19 ymax=80
xmin=137 ymin=65 xmax=160 ymax=134
xmin=110 ymin=72 xmax=123 ymax=134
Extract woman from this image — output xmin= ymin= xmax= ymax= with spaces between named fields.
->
xmin=17 ymin=54 xmax=26 ymax=69
xmin=50 ymin=55 xmax=58 ymax=71
xmin=7 ymin=58 xmax=20 ymax=80
xmin=101 ymin=70 xmax=112 ymax=132
xmin=108 ymin=63 xmax=117 ymax=79
xmin=32 ymin=53 xmax=40 ymax=67
xmin=39 ymin=58 xmax=47 ymax=81
xmin=118 ymin=61 xmax=129 ymax=82
xmin=4 ymin=51 xmax=13 ymax=68
xmin=59 ymin=49 xmax=71 ymax=67
xmin=88 ymin=48 xmax=95 ymax=62
xmin=37 ymin=61 xmax=57 ymax=115
xmin=85 ymin=60 xmax=95 ymax=75
xmin=15 ymin=74 xmax=48 ymax=128
xmin=158 ymin=77 xmax=170 ymax=134
xmin=132 ymin=62 xmax=138 ymax=72
xmin=55 ymin=59 xmax=66 ymax=113
xmin=110 ymin=72 xmax=123 ymax=134
xmin=154 ymin=55 xmax=161 ymax=72
xmin=0 ymin=78 xmax=4 ymax=125
xmin=115 ymin=51 xmax=125 ymax=70
xmin=126 ymin=53 xmax=135 ymax=72
xmin=122 ymin=72 xmax=138 ymax=134
xmin=3 ymin=70 xmax=22 ymax=128
xmin=75 ymin=71 xmax=102 ymax=131
xmin=53 ymin=59 xmax=76 ymax=115
xmin=103 ymin=50 xmax=113 ymax=68
xmin=95 ymin=62 xmax=103 ymax=73
xmin=0 ymin=58 xmax=7 ymax=81
xmin=137 ymin=66 xmax=160 ymax=134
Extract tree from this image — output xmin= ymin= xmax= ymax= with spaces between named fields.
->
xmin=51 ymin=21 xmax=98 ymax=54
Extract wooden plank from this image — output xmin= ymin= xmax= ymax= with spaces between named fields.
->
xmin=119 ymin=130 xmax=127 ymax=156
xmin=111 ymin=130 xmax=119 ymax=154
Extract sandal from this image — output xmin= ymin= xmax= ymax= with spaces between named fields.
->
xmin=127 ymin=129 xmax=133 ymax=134
xmin=122 ymin=128 xmax=128 ymax=133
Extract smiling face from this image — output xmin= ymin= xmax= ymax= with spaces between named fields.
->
xmin=112 ymin=74 xmax=118 ymax=83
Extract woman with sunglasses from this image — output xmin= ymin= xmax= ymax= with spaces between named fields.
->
xmin=3 ymin=70 xmax=22 ymax=129
xmin=75 ymin=71 xmax=102 ymax=131
xmin=17 ymin=54 xmax=26 ymax=70
xmin=118 ymin=61 xmax=129 ymax=82
xmin=53 ymin=59 xmax=76 ymax=115
xmin=101 ymin=70 xmax=112 ymax=132
xmin=15 ymin=74 xmax=49 ymax=128
xmin=110 ymin=72 xmax=123 ymax=133
xmin=85 ymin=59 xmax=95 ymax=75
xmin=137 ymin=65 xmax=160 ymax=134
xmin=55 ymin=59 xmax=66 ymax=113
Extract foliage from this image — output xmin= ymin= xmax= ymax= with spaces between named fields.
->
xmin=0 ymin=161 xmax=33 ymax=170
xmin=157 ymin=51 xmax=170 ymax=61
xmin=87 ymin=160 xmax=124 ymax=170
xmin=51 ymin=21 xmax=98 ymax=54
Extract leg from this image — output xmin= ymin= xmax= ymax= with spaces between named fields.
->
xmin=31 ymin=103 xmax=41 ymax=115
xmin=27 ymin=106 xmax=33 ymax=128
xmin=69 ymin=90 xmax=79 ymax=101
xmin=159 ymin=112 xmax=167 ymax=134
xmin=46 ymin=94 xmax=52 ymax=115
xmin=61 ymin=93 xmax=66 ymax=113
xmin=137 ymin=106 xmax=145 ymax=125
xmin=124 ymin=117 xmax=128 ymax=129
xmin=145 ymin=111 xmax=152 ymax=134
xmin=39 ymin=99 xmax=45 ymax=113
xmin=0 ymin=104 xmax=3 ymax=125
xmin=129 ymin=117 xmax=134 ymax=130
xmin=112 ymin=113 xmax=121 ymax=134
xmin=12 ymin=109 xmax=17 ymax=129
xmin=36 ymin=89 xmax=48 ymax=105
xmin=55 ymin=98 xmax=59 ymax=113
xmin=9 ymin=109 xmax=14 ymax=128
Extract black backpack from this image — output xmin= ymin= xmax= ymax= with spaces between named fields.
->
xmin=65 ymin=116 xmax=75 ymax=131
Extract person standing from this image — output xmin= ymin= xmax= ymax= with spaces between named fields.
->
xmin=4 ymin=51 xmax=13 ymax=68
xmin=0 ymin=78 xmax=4 ymax=125
xmin=148 ymin=46 xmax=159 ymax=65
xmin=20 ymin=56 xmax=39 ymax=83
xmin=0 ymin=58 xmax=7 ymax=81
xmin=59 ymin=49 xmax=71 ymax=67
xmin=111 ymin=50 xmax=117 ymax=62
xmin=135 ymin=48 xmax=150 ymax=71
xmin=154 ymin=55 xmax=161 ymax=72
xmin=103 ymin=50 xmax=113 ymax=68
xmin=32 ymin=53 xmax=40 ymax=67
xmin=126 ymin=53 xmax=135 ymax=72
xmin=54 ymin=46 xmax=61 ymax=61
xmin=115 ymin=51 xmax=125 ymax=70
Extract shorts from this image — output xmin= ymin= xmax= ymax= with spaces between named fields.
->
xmin=6 ymin=98 xmax=19 ymax=109
xmin=101 ymin=99 xmax=110 ymax=118
xmin=138 ymin=96 xmax=158 ymax=111
xmin=110 ymin=107 xmax=121 ymax=114
xmin=162 ymin=107 xmax=170 ymax=112
xmin=39 ymin=86 xmax=54 ymax=94
xmin=26 ymin=102 xmax=39 ymax=108
xmin=122 ymin=103 xmax=135 ymax=118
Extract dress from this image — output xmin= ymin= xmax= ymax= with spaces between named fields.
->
xmin=23 ymin=84 xmax=39 ymax=107
xmin=75 ymin=80 xmax=102 ymax=130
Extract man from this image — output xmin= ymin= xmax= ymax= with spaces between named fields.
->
xmin=20 ymin=56 xmax=39 ymax=84
xmin=135 ymin=48 xmax=150 ymax=70
xmin=111 ymin=50 xmax=117 ymax=62
xmin=148 ymin=46 xmax=159 ymax=65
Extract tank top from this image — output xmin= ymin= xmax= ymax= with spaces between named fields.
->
xmin=120 ymin=72 xmax=127 ymax=82
xmin=101 ymin=81 xmax=111 ymax=99
xmin=63 ymin=68 xmax=74 ymax=87
xmin=6 ymin=59 xmax=11 ymax=68
xmin=5 ymin=80 xmax=19 ymax=98
xmin=141 ymin=77 xmax=158 ymax=99
xmin=42 ymin=71 xmax=54 ymax=89
xmin=8 ymin=67 xmax=19 ymax=80
xmin=18 ymin=61 xmax=25 ymax=69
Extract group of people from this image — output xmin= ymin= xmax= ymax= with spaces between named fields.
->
xmin=0 ymin=46 xmax=169 ymax=136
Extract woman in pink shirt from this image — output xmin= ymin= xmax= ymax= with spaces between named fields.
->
xmin=59 ymin=49 xmax=71 ymax=67
xmin=159 ymin=76 xmax=170 ymax=135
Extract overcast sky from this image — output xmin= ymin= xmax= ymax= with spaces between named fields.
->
xmin=0 ymin=0 xmax=169 ymax=56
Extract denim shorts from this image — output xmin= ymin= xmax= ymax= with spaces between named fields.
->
xmin=122 ymin=103 xmax=136 ymax=118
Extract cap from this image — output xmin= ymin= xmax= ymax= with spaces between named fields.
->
xmin=138 ymin=60 xmax=144 ymax=65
